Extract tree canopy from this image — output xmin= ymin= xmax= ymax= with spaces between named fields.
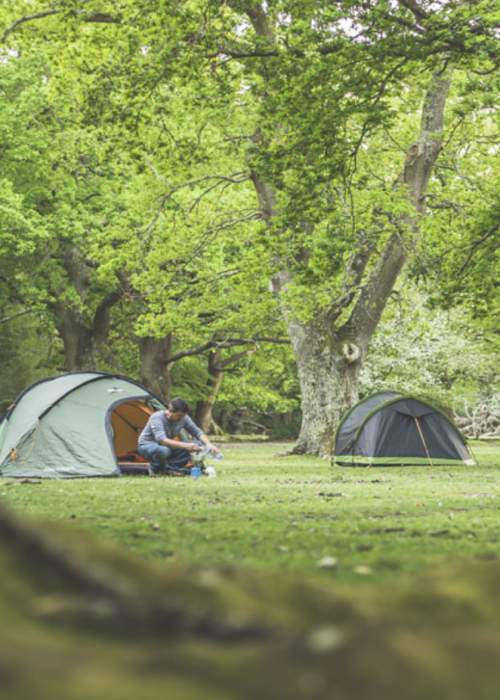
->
xmin=0 ymin=1 xmax=497 ymax=446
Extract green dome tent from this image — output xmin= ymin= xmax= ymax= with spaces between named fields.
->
xmin=334 ymin=392 xmax=474 ymax=467
xmin=0 ymin=373 xmax=164 ymax=478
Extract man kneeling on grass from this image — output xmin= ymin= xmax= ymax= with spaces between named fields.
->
xmin=138 ymin=398 xmax=219 ymax=476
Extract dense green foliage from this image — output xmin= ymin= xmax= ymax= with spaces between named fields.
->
xmin=0 ymin=1 xmax=498 ymax=427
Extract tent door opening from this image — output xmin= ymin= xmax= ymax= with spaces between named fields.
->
xmin=110 ymin=399 xmax=155 ymax=474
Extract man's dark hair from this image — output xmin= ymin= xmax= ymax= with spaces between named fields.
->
xmin=168 ymin=397 xmax=190 ymax=414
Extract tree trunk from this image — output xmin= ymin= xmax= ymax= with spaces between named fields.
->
xmin=138 ymin=334 xmax=172 ymax=401
xmin=287 ymin=317 xmax=362 ymax=455
xmin=195 ymin=350 xmax=225 ymax=434
xmin=49 ymin=242 xmax=122 ymax=371
xmin=53 ymin=306 xmax=96 ymax=371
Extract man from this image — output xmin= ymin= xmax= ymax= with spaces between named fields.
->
xmin=138 ymin=398 xmax=219 ymax=475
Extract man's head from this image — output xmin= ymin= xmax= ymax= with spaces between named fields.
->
xmin=166 ymin=397 xmax=190 ymax=422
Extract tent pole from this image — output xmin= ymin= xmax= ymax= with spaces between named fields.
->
xmin=414 ymin=417 xmax=434 ymax=467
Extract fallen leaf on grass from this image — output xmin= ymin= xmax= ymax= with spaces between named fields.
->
xmin=317 ymin=556 xmax=338 ymax=569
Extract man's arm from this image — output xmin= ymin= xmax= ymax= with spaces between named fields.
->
xmin=148 ymin=414 xmax=197 ymax=451
xmin=161 ymin=436 xmax=205 ymax=453
xmin=184 ymin=416 xmax=220 ymax=454
xmin=199 ymin=433 xmax=219 ymax=453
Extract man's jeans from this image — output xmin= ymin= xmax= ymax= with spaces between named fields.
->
xmin=138 ymin=441 xmax=196 ymax=473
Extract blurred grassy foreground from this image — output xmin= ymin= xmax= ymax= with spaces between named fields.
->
xmin=1 ymin=441 xmax=500 ymax=699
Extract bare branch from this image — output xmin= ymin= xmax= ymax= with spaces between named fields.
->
xmin=217 ymin=348 xmax=256 ymax=371
xmin=378 ymin=10 xmax=426 ymax=34
xmin=1 ymin=7 xmax=121 ymax=44
xmin=1 ymin=10 xmax=60 ymax=43
xmin=167 ymin=336 xmax=289 ymax=364
xmin=209 ymin=46 xmax=279 ymax=60
xmin=81 ymin=13 xmax=120 ymax=24
xmin=246 ymin=4 xmax=274 ymax=40
xmin=398 ymin=0 xmax=428 ymax=21
xmin=93 ymin=291 xmax=122 ymax=344
xmin=0 ymin=309 xmax=35 ymax=325
xmin=142 ymin=173 xmax=252 ymax=247
xmin=457 ymin=227 xmax=500 ymax=276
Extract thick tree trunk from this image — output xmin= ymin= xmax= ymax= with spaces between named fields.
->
xmin=288 ymin=318 xmax=361 ymax=455
xmin=195 ymin=346 xmax=255 ymax=434
xmin=50 ymin=242 xmax=122 ymax=371
xmin=139 ymin=335 xmax=172 ymax=401
xmin=195 ymin=350 xmax=224 ymax=434
xmin=53 ymin=306 xmax=96 ymax=371
xmin=52 ymin=294 xmax=122 ymax=371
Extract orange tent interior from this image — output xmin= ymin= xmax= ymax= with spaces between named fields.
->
xmin=110 ymin=400 xmax=156 ymax=468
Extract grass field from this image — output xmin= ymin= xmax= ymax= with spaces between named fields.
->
xmin=2 ymin=440 xmax=500 ymax=700
xmin=2 ymin=440 xmax=500 ymax=590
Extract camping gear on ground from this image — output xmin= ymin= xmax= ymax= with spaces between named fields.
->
xmin=334 ymin=391 xmax=475 ymax=466
xmin=0 ymin=372 xmax=164 ymax=478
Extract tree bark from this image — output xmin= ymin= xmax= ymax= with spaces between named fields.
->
xmin=49 ymin=244 xmax=122 ymax=371
xmin=52 ymin=305 xmax=95 ymax=371
xmin=195 ymin=346 xmax=256 ymax=434
xmin=288 ymin=318 xmax=361 ymax=455
xmin=138 ymin=334 xmax=173 ymax=401
xmin=195 ymin=350 xmax=225 ymax=434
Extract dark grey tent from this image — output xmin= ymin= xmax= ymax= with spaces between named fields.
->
xmin=334 ymin=392 xmax=474 ymax=466
xmin=0 ymin=372 xmax=164 ymax=478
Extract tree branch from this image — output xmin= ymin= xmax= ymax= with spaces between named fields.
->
xmin=167 ymin=336 xmax=289 ymax=364
xmin=1 ymin=10 xmax=59 ymax=43
xmin=457 ymin=227 xmax=499 ymax=276
xmin=93 ymin=291 xmax=122 ymax=344
xmin=1 ymin=8 xmax=120 ymax=44
xmin=0 ymin=309 xmax=35 ymax=325
xmin=398 ymin=0 xmax=428 ymax=21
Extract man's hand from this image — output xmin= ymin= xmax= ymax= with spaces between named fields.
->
xmin=183 ymin=442 xmax=202 ymax=452
xmin=206 ymin=442 xmax=220 ymax=456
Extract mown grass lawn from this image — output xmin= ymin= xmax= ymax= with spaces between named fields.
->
xmin=2 ymin=440 xmax=500 ymax=589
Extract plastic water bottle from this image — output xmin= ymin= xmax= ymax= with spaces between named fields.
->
xmin=191 ymin=466 xmax=202 ymax=479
